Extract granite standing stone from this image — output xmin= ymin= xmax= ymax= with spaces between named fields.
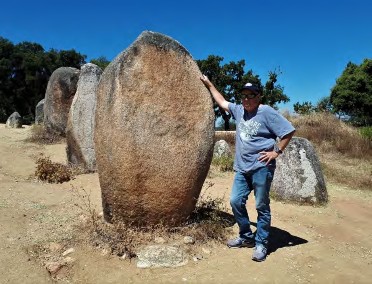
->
xmin=35 ymin=99 xmax=45 ymax=125
xmin=6 ymin=112 xmax=22 ymax=128
xmin=213 ymin=139 xmax=232 ymax=158
xmin=94 ymin=31 xmax=215 ymax=226
xmin=44 ymin=67 xmax=80 ymax=136
xmin=271 ymin=137 xmax=328 ymax=205
xmin=66 ymin=63 xmax=102 ymax=172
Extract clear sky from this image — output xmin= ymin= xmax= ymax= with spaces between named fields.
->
xmin=1 ymin=0 xmax=371 ymax=111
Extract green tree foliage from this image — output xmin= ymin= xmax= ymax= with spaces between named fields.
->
xmin=330 ymin=59 xmax=372 ymax=126
xmin=293 ymin=96 xmax=334 ymax=116
xmin=90 ymin=56 xmax=110 ymax=70
xmin=0 ymin=37 xmax=86 ymax=123
xmin=196 ymin=56 xmax=289 ymax=130
xmin=315 ymin=96 xmax=333 ymax=113
xmin=262 ymin=71 xmax=290 ymax=107
xmin=293 ymin=101 xmax=315 ymax=115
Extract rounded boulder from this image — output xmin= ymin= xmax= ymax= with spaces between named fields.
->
xmin=94 ymin=31 xmax=214 ymax=226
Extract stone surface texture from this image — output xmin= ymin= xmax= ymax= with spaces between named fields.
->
xmin=66 ymin=63 xmax=102 ymax=172
xmin=271 ymin=137 xmax=328 ymax=205
xmin=213 ymin=139 xmax=232 ymax=158
xmin=94 ymin=31 xmax=214 ymax=226
xmin=44 ymin=67 xmax=80 ymax=135
xmin=136 ymin=245 xmax=188 ymax=268
xmin=35 ymin=99 xmax=45 ymax=125
xmin=6 ymin=112 xmax=22 ymax=128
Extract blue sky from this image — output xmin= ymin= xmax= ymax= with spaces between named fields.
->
xmin=1 ymin=0 xmax=371 ymax=111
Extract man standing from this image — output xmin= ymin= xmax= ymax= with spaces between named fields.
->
xmin=200 ymin=75 xmax=295 ymax=262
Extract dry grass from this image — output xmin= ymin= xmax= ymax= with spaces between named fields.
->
xmin=72 ymin=182 xmax=233 ymax=259
xmin=287 ymin=113 xmax=372 ymax=191
xmin=25 ymin=124 xmax=64 ymax=145
xmin=289 ymin=113 xmax=372 ymax=159
xmin=320 ymin=152 xmax=372 ymax=190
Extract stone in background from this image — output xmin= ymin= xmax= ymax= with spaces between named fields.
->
xmin=6 ymin=112 xmax=22 ymax=128
xmin=44 ymin=67 xmax=80 ymax=136
xmin=66 ymin=63 xmax=102 ymax=172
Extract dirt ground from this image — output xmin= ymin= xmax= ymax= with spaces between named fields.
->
xmin=1 ymin=124 xmax=372 ymax=284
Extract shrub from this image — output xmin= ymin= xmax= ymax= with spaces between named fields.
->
xmin=360 ymin=126 xmax=372 ymax=140
xmin=74 ymin=182 xmax=233 ymax=259
xmin=35 ymin=156 xmax=72 ymax=183
xmin=25 ymin=124 xmax=64 ymax=144
xmin=211 ymin=156 xmax=234 ymax=172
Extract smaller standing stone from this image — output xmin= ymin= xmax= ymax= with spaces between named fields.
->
xmin=213 ymin=139 xmax=232 ymax=158
xmin=35 ymin=99 xmax=45 ymax=125
xmin=183 ymin=236 xmax=195 ymax=244
xmin=6 ymin=112 xmax=22 ymax=128
xmin=271 ymin=137 xmax=328 ymax=205
xmin=44 ymin=67 xmax=80 ymax=136
xmin=66 ymin=63 xmax=102 ymax=172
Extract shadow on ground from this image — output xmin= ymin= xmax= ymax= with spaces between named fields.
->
xmin=268 ymin=226 xmax=308 ymax=254
xmin=188 ymin=209 xmax=307 ymax=255
xmin=250 ymin=221 xmax=308 ymax=254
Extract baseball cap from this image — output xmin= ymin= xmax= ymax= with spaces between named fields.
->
xmin=241 ymin=82 xmax=260 ymax=94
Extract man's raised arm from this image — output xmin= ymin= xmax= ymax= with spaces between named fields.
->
xmin=200 ymin=75 xmax=230 ymax=112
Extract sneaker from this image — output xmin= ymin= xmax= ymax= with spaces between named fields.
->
xmin=252 ymin=244 xmax=267 ymax=262
xmin=227 ymin=237 xmax=255 ymax=248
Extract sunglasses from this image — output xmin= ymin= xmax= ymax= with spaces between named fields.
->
xmin=242 ymin=93 xmax=259 ymax=99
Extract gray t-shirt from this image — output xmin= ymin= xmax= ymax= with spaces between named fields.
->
xmin=228 ymin=103 xmax=295 ymax=173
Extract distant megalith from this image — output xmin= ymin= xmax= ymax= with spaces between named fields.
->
xmin=35 ymin=99 xmax=45 ymax=125
xmin=271 ymin=137 xmax=328 ymax=205
xmin=6 ymin=112 xmax=22 ymax=128
xmin=213 ymin=139 xmax=232 ymax=158
xmin=66 ymin=63 xmax=102 ymax=172
xmin=94 ymin=31 xmax=215 ymax=226
xmin=44 ymin=67 xmax=80 ymax=136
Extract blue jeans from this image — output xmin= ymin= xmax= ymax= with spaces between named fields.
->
xmin=230 ymin=166 xmax=274 ymax=247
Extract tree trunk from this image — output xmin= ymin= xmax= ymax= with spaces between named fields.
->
xmin=219 ymin=106 xmax=231 ymax=131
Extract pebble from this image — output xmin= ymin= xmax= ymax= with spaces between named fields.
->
xmin=62 ymin=248 xmax=75 ymax=256
xmin=202 ymin=248 xmax=211 ymax=255
xmin=183 ymin=236 xmax=195 ymax=244
xmin=154 ymin=237 xmax=166 ymax=244
xmin=193 ymin=254 xmax=203 ymax=261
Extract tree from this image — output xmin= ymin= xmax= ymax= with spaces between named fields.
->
xmin=196 ymin=55 xmax=289 ymax=130
xmin=90 ymin=56 xmax=110 ymax=70
xmin=293 ymin=101 xmax=315 ymax=115
xmin=0 ymin=37 xmax=87 ymax=123
xmin=261 ymin=70 xmax=290 ymax=108
xmin=0 ymin=37 xmax=15 ymax=121
xmin=315 ymin=96 xmax=333 ymax=113
xmin=330 ymin=59 xmax=372 ymax=126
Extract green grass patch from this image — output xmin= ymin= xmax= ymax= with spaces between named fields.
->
xmin=360 ymin=126 xmax=372 ymax=140
xmin=211 ymin=156 xmax=234 ymax=172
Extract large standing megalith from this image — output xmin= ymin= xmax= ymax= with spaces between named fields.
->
xmin=271 ymin=137 xmax=328 ymax=205
xmin=94 ymin=31 xmax=215 ymax=226
xmin=44 ymin=67 xmax=80 ymax=136
xmin=66 ymin=63 xmax=102 ymax=172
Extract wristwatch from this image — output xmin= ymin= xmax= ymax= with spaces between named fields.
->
xmin=274 ymin=145 xmax=283 ymax=155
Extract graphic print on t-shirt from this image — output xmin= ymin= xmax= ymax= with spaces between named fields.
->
xmin=239 ymin=119 xmax=261 ymax=142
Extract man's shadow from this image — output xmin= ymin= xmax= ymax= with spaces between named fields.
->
xmin=214 ymin=212 xmax=308 ymax=254
xmin=250 ymin=221 xmax=308 ymax=254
